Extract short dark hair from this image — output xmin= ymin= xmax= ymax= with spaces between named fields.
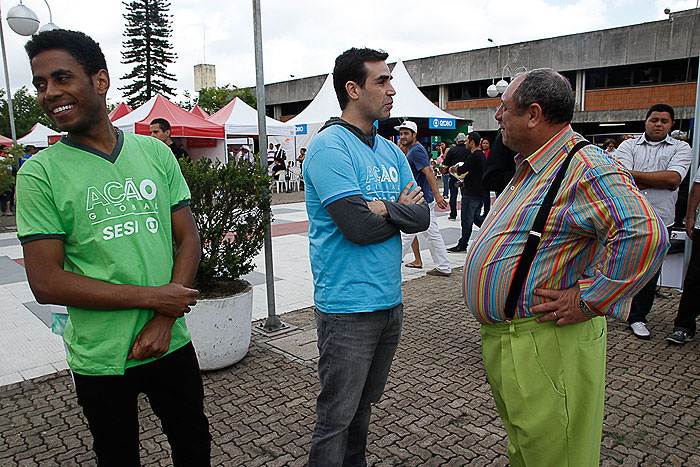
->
xmin=25 ymin=145 xmax=36 ymax=153
xmin=25 ymin=29 xmax=108 ymax=77
xmin=512 ymin=68 xmax=574 ymax=124
xmin=467 ymin=131 xmax=482 ymax=146
xmin=333 ymin=47 xmax=389 ymax=110
xmin=646 ymin=103 xmax=675 ymax=121
xmin=150 ymin=118 xmax=171 ymax=132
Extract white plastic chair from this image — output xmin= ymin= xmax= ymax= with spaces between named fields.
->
xmin=274 ymin=170 xmax=287 ymax=193
xmin=287 ymin=169 xmax=301 ymax=191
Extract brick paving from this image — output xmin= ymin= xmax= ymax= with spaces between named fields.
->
xmin=1 ymin=269 xmax=699 ymax=466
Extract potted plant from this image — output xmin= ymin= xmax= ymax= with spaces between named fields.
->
xmin=179 ymin=155 xmax=271 ymax=370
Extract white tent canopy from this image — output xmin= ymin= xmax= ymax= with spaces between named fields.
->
xmin=287 ymin=74 xmax=340 ymax=126
xmin=18 ymin=123 xmax=61 ymax=148
xmin=389 ymin=60 xmax=460 ymax=120
xmin=208 ymin=97 xmax=295 ymax=137
xmin=285 ymin=60 xmax=462 ymax=150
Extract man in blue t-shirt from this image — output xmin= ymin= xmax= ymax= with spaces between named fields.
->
xmin=303 ymin=48 xmax=430 ymax=466
xmin=396 ymin=120 xmax=451 ymax=276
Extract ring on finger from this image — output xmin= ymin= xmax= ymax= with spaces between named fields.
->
xmin=553 ymin=311 xmax=558 ymax=318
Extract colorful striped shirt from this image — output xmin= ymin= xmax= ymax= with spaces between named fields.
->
xmin=464 ymin=125 xmax=669 ymax=324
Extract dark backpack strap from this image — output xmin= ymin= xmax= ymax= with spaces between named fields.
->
xmin=503 ymin=141 xmax=591 ymax=319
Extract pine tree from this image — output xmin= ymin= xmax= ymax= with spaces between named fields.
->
xmin=120 ymin=0 xmax=177 ymax=107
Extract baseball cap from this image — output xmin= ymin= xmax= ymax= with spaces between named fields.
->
xmin=394 ymin=120 xmax=418 ymax=133
xmin=455 ymin=132 xmax=467 ymax=142
xmin=240 ymin=145 xmax=250 ymax=151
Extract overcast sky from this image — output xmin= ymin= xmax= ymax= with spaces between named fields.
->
xmin=1 ymin=0 xmax=698 ymax=105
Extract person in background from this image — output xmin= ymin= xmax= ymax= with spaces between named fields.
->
xmin=442 ymin=133 xmax=469 ymax=221
xmin=267 ymin=142 xmax=276 ymax=166
xmin=447 ymin=131 xmax=485 ymax=253
xmin=297 ymin=147 xmax=306 ymax=167
xmin=478 ymin=137 xmax=492 ymax=221
xmin=0 ymin=145 xmax=14 ymax=216
xmin=481 ymin=138 xmax=491 ymax=157
xmin=614 ymin=103 xmax=692 ymax=340
xmin=236 ymin=145 xmax=254 ymax=165
xmin=149 ymin=118 xmax=191 ymax=161
xmin=20 ymin=145 xmax=38 ymax=166
xmin=603 ymin=138 xmax=616 ymax=153
xmin=437 ymin=142 xmax=450 ymax=198
xmin=396 ymin=120 xmax=451 ymax=277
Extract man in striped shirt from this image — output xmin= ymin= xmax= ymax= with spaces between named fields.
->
xmin=464 ymin=69 xmax=668 ymax=467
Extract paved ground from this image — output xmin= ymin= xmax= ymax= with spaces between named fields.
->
xmin=1 ymin=268 xmax=698 ymax=466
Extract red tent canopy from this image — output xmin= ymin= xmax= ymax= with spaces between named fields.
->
xmin=108 ymin=102 xmax=133 ymax=121
xmin=0 ymin=135 xmax=13 ymax=145
xmin=190 ymin=105 xmax=209 ymax=119
xmin=114 ymin=94 xmax=224 ymax=139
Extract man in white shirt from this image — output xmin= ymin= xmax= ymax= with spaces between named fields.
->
xmin=615 ymin=103 xmax=692 ymax=340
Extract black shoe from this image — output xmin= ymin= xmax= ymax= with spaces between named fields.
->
xmin=447 ymin=246 xmax=466 ymax=253
xmin=448 ymin=216 xmax=457 ymax=221
xmin=666 ymin=329 xmax=694 ymax=345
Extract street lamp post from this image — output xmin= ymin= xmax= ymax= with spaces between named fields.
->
xmin=0 ymin=0 xmax=58 ymax=143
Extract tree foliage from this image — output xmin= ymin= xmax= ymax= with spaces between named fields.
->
xmin=120 ymin=0 xmax=177 ymax=107
xmin=0 ymin=87 xmax=57 ymax=139
xmin=179 ymin=157 xmax=271 ymax=294
xmin=196 ymin=85 xmax=257 ymax=115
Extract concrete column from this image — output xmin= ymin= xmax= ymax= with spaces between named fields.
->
xmin=574 ymin=70 xmax=583 ymax=112
xmin=272 ymin=105 xmax=283 ymax=120
xmin=439 ymin=85 xmax=448 ymax=110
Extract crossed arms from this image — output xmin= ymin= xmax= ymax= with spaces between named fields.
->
xmin=325 ymin=182 xmax=430 ymax=245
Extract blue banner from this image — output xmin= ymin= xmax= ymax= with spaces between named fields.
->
xmin=295 ymin=124 xmax=307 ymax=135
xmin=428 ymin=118 xmax=456 ymax=129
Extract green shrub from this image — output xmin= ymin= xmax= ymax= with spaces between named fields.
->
xmin=179 ymin=156 xmax=272 ymax=294
xmin=0 ymin=145 xmax=25 ymax=193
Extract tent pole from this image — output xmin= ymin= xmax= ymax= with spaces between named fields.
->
xmin=253 ymin=0 xmax=285 ymax=332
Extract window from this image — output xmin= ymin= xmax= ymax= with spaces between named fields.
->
xmin=585 ymin=58 xmax=698 ymax=90
xmin=561 ymin=71 xmax=577 ymax=90
xmin=633 ymin=66 xmax=660 ymax=85
xmin=661 ymin=57 xmax=698 ymax=83
xmin=607 ymin=68 xmax=632 ymax=87
xmin=420 ymin=86 xmax=439 ymax=102
xmin=448 ymin=79 xmax=494 ymax=100
xmin=280 ymin=100 xmax=311 ymax=116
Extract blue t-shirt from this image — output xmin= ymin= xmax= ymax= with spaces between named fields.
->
xmin=405 ymin=143 xmax=434 ymax=204
xmin=303 ymin=124 xmax=416 ymax=313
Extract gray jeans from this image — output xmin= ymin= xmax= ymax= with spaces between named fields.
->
xmin=308 ymin=304 xmax=403 ymax=467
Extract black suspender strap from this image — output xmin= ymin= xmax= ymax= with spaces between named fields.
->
xmin=503 ymin=141 xmax=591 ymax=320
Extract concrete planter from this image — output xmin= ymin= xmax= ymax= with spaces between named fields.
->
xmin=185 ymin=281 xmax=253 ymax=371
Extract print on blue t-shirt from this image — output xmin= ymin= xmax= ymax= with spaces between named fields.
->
xmin=405 ymin=143 xmax=434 ymax=204
xmin=303 ymin=125 xmax=416 ymax=314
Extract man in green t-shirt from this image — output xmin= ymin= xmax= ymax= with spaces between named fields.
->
xmin=17 ymin=29 xmax=210 ymax=466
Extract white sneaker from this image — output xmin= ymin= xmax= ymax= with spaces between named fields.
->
xmin=630 ymin=321 xmax=650 ymax=340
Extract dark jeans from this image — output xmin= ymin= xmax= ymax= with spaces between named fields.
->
xmin=309 ymin=304 xmax=403 ymax=467
xmin=674 ymin=229 xmax=700 ymax=335
xmin=448 ymin=177 xmax=460 ymax=218
xmin=475 ymin=190 xmax=490 ymax=227
xmin=627 ymin=227 xmax=672 ymax=324
xmin=73 ymin=342 xmax=211 ymax=467
xmin=442 ymin=173 xmax=450 ymax=197
xmin=456 ymin=195 xmax=483 ymax=250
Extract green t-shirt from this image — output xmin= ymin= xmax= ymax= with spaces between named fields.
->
xmin=16 ymin=130 xmax=192 ymax=376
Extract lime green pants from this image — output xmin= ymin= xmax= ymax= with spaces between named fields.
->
xmin=480 ymin=316 xmax=607 ymax=467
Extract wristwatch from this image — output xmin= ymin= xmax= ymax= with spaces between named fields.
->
xmin=579 ymin=300 xmax=597 ymax=319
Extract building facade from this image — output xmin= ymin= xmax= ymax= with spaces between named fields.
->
xmin=264 ymin=9 xmax=700 ymax=140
